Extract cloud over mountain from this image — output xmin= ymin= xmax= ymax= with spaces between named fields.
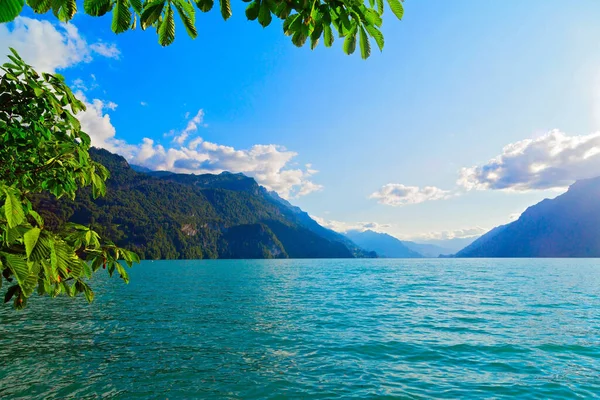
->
xmin=458 ymin=130 xmax=600 ymax=191
xmin=311 ymin=216 xmax=391 ymax=233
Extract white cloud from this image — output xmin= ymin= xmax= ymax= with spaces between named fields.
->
xmin=311 ymin=216 xmax=391 ymax=233
xmin=458 ymin=130 xmax=600 ymax=191
xmin=72 ymin=78 xmax=87 ymax=91
xmin=89 ymin=42 xmax=120 ymax=59
xmin=74 ymin=91 xmax=133 ymax=156
xmin=406 ymin=227 xmax=487 ymax=241
xmin=0 ymin=17 xmax=119 ymax=73
xmin=0 ymin=17 xmax=320 ymax=199
xmin=76 ymin=107 xmax=321 ymax=199
xmin=129 ymin=137 xmax=322 ymax=199
xmin=140 ymin=101 xmax=148 ymax=106
xmin=105 ymin=101 xmax=118 ymax=111
xmin=171 ymin=109 xmax=206 ymax=144
xmin=369 ymin=184 xmax=452 ymax=206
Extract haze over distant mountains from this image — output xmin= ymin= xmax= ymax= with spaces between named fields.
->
xmin=456 ymin=177 xmax=600 ymax=257
xmin=345 ymin=230 xmax=423 ymax=258
xmin=344 ymin=230 xmax=479 ymax=258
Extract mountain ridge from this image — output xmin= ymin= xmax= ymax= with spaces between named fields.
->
xmin=456 ymin=177 xmax=600 ymax=257
xmin=345 ymin=230 xmax=423 ymax=258
xmin=34 ymin=148 xmax=369 ymax=260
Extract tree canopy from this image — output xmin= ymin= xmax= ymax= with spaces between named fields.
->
xmin=0 ymin=49 xmax=139 ymax=309
xmin=0 ymin=0 xmax=404 ymax=59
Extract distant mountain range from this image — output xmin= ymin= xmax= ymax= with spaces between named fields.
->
xmin=345 ymin=230 xmax=423 ymax=258
xmin=36 ymin=150 xmax=600 ymax=259
xmin=344 ymin=230 xmax=478 ymax=258
xmin=412 ymin=237 xmax=479 ymax=255
xmin=402 ymin=241 xmax=456 ymax=258
xmin=456 ymin=177 xmax=600 ymax=257
xmin=35 ymin=149 xmax=374 ymax=260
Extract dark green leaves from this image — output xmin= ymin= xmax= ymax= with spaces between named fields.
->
xmin=27 ymin=0 xmax=52 ymax=14
xmin=83 ymin=0 xmax=113 ymax=16
xmin=158 ymin=3 xmax=175 ymax=46
xmin=195 ymin=0 xmax=213 ymax=12
xmin=257 ymin=0 xmax=271 ymax=27
xmin=112 ymin=0 xmax=132 ymax=33
xmin=3 ymin=0 xmax=402 ymax=57
xmin=173 ymin=0 xmax=197 ymax=39
xmin=141 ymin=0 xmax=165 ymax=29
xmin=245 ymin=0 xmax=259 ymax=20
xmin=52 ymin=0 xmax=77 ymax=22
xmin=219 ymin=0 xmax=231 ymax=20
xmin=0 ymin=0 xmax=25 ymax=23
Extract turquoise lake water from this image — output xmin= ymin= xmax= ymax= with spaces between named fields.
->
xmin=1 ymin=259 xmax=600 ymax=399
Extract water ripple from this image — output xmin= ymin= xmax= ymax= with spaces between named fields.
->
xmin=1 ymin=258 xmax=600 ymax=399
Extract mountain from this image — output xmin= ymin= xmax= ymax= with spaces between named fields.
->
xmin=412 ymin=237 xmax=479 ymax=254
xmin=266 ymin=191 xmax=377 ymax=258
xmin=34 ymin=148 xmax=362 ymax=260
xmin=402 ymin=241 xmax=455 ymax=258
xmin=345 ymin=230 xmax=423 ymax=258
xmin=456 ymin=177 xmax=600 ymax=257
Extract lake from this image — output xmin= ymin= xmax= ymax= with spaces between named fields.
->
xmin=1 ymin=259 xmax=600 ymax=399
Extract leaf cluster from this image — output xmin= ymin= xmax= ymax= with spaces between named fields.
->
xmin=0 ymin=50 xmax=139 ymax=310
xmin=0 ymin=0 xmax=404 ymax=58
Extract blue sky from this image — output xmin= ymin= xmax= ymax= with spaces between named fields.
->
xmin=3 ymin=0 xmax=600 ymax=240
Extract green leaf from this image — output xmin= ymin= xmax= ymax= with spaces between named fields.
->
xmin=4 ymin=188 xmax=25 ymax=228
xmin=387 ymin=0 xmax=403 ymax=20
xmin=55 ymin=0 xmax=77 ymax=22
xmin=2 ymin=253 xmax=29 ymax=286
xmin=91 ymin=173 xmax=106 ymax=199
xmin=130 ymin=0 xmax=142 ymax=13
xmin=23 ymin=228 xmax=41 ymax=260
xmin=323 ymin=24 xmax=333 ymax=48
xmin=343 ymin=25 xmax=357 ymax=55
xmin=219 ymin=0 xmax=231 ymax=20
xmin=364 ymin=8 xmax=382 ymax=27
xmin=83 ymin=0 xmax=113 ymax=16
xmin=310 ymin=22 xmax=323 ymax=50
xmin=257 ymin=0 xmax=271 ymax=27
xmin=194 ymin=0 xmax=213 ymax=12
xmin=76 ymin=279 xmax=94 ymax=302
xmin=158 ymin=3 xmax=175 ymax=46
xmin=30 ymin=233 xmax=51 ymax=262
xmin=365 ymin=24 xmax=383 ymax=51
xmin=115 ymin=262 xmax=130 ymax=284
xmin=173 ymin=0 xmax=197 ymax=38
xmin=291 ymin=30 xmax=307 ymax=47
xmin=359 ymin=25 xmax=371 ymax=59
xmin=27 ymin=0 xmax=52 ymax=14
xmin=141 ymin=1 xmax=165 ymax=29
xmin=245 ymin=0 xmax=259 ymax=21
xmin=376 ymin=0 xmax=383 ymax=15
xmin=283 ymin=13 xmax=300 ymax=35
xmin=112 ymin=0 xmax=132 ymax=34
xmin=0 ymin=0 xmax=25 ymax=23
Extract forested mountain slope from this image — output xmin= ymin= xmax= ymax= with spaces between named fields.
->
xmin=34 ymin=149 xmax=364 ymax=260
